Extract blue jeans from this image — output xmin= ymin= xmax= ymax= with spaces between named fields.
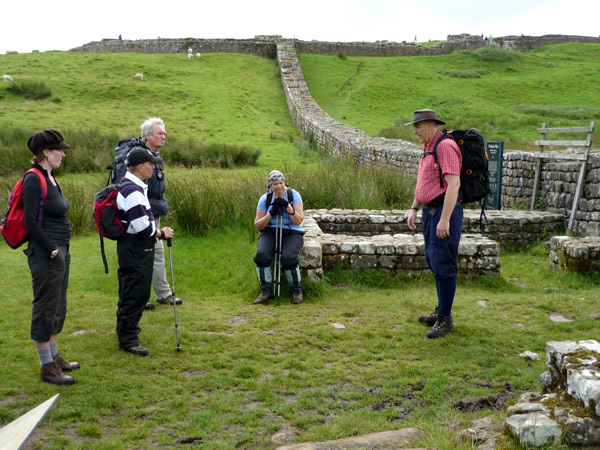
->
xmin=422 ymin=204 xmax=463 ymax=316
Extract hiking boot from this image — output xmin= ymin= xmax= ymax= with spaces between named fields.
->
xmin=157 ymin=294 xmax=182 ymax=305
xmin=41 ymin=361 xmax=75 ymax=385
xmin=291 ymin=291 xmax=303 ymax=304
xmin=144 ymin=302 xmax=155 ymax=311
xmin=426 ymin=315 xmax=453 ymax=339
xmin=121 ymin=344 xmax=149 ymax=356
xmin=254 ymin=292 xmax=271 ymax=305
xmin=53 ymin=353 xmax=80 ymax=371
xmin=418 ymin=306 xmax=439 ymax=326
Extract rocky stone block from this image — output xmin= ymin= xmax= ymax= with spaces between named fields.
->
xmin=505 ymin=412 xmax=562 ymax=447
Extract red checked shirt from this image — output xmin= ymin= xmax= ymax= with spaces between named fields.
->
xmin=415 ymin=129 xmax=462 ymax=206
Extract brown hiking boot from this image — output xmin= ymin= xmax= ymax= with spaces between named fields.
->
xmin=418 ymin=306 xmax=439 ymax=326
xmin=254 ymin=292 xmax=271 ymax=305
xmin=41 ymin=361 xmax=75 ymax=385
xmin=292 ymin=291 xmax=303 ymax=304
xmin=53 ymin=353 xmax=80 ymax=371
xmin=426 ymin=315 xmax=453 ymax=339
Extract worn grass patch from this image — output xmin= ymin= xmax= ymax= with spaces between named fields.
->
xmin=1 ymin=230 xmax=598 ymax=449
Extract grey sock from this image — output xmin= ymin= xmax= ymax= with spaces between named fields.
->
xmin=50 ymin=342 xmax=58 ymax=358
xmin=37 ymin=347 xmax=53 ymax=366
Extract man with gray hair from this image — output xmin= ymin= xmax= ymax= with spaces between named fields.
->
xmin=113 ymin=118 xmax=182 ymax=309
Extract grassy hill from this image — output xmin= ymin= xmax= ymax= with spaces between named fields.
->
xmin=298 ymin=43 xmax=600 ymax=149
xmin=0 ymin=51 xmax=300 ymax=170
xmin=1 ymin=45 xmax=599 ymax=449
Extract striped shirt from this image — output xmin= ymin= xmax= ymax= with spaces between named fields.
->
xmin=415 ymin=129 xmax=462 ymax=206
xmin=117 ymin=172 xmax=156 ymax=238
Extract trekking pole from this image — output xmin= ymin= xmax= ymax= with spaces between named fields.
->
xmin=274 ymin=213 xmax=283 ymax=301
xmin=166 ymin=238 xmax=181 ymax=351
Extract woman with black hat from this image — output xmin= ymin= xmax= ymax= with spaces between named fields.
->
xmin=24 ymin=129 xmax=79 ymax=385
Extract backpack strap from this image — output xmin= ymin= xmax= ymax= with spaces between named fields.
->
xmin=266 ymin=185 xmax=294 ymax=210
xmin=430 ymin=133 xmax=455 ymax=190
xmin=25 ymin=168 xmax=48 ymax=227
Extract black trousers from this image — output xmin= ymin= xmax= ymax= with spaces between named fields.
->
xmin=254 ymin=228 xmax=304 ymax=270
xmin=116 ymin=234 xmax=155 ymax=349
xmin=27 ymin=243 xmax=70 ymax=342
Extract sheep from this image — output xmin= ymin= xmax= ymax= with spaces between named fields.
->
xmin=196 ymin=53 xmax=201 ymax=59
xmin=134 ymin=73 xmax=144 ymax=80
xmin=187 ymin=53 xmax=193 ymax=61
xmin=3 ymin=74 xmax=14 ymax=82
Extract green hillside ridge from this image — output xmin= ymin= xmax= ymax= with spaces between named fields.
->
xmin=0 ymin=51 xmax=300 ymax=169
xmin=0 ymin=44 xmax=599 ymax=449
xmin=298 ymin=43 xmax=600 ymax=149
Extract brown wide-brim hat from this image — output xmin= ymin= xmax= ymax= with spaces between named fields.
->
xmin=27 ymin=129 xmax=71 ymax=155
xmin=404 ymin=109 xmax=446 ymax=126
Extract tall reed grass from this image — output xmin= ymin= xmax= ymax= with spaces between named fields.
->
xmin=168 ymin=157 xmax=414 ymax=236
xmin=1 ymin=154 xmax=415 ymax=239
xmin=0 ymin=127 xmax=261 ymax=177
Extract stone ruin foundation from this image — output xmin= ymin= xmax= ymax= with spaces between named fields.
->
xmin=549 ymin=235 xmax=600 ymax=272
xmin=461 ymin=340 xmax=600 ymax=448
xmin=299 ymin=209 xmax=565 ymax=282
xmin=505 ymin=340 xmax=600 ymax=447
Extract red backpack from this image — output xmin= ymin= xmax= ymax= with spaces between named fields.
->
xmin=1 ymin=168 xmax=47 ymax=249
xmin=93 ymin=180 xmax=133 ymax=273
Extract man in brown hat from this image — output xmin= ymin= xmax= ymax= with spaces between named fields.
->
xmin=406 ymin=109 xmax=463 ymax=339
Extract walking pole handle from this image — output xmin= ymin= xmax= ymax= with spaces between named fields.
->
xmin=167 ymin=238 xmax=172 ymax=247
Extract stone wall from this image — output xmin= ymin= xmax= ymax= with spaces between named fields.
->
xmin=502 ymin=151 xmax=600 ymax=236
xmin=548 ymin=235 xmax=600 ymax=272
xmin=71 ymin=38 xmax=277 ymax=58
xmin=71 ymin=34 xmax=600 ymax=57
xmin=307 ymin=208 xmax=564 ymax=247
xmin=298 ymin=211 xmax=501 ymax=282
xmin=504 ymin=340 xmax=600 ymax=447
xmin=276 ymin=41 xmax=600 ymax=237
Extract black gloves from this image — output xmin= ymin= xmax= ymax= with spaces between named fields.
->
xmin=270 ymin=197 xmax=289 ymax=216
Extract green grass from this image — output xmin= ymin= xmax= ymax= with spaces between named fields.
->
xmin=1 ymin=230 xmax=598 ymax=449
xmin=0 ymin=51 xmax=302 ymax=171
xmin=298 ymin=42 xmax=600 ymax=149
xmin=1 ymin=44 xmax=599 ymax=448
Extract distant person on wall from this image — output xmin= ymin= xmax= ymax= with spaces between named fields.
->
xmin=253 ymin=170 xmax=305 ymax=305
xmin=406 ymin=110 xmax=463 ymax=339
xmin=115 ymin=147 xmax=174 ymax=356
xmin=23 ymin=130 xmax=79 ymax=385
xmin=113 ymin=118 xmax=182 ymax=309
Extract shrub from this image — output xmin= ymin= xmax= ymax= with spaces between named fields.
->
xmin=337 ymin=52 xmax=348 ymax=60
xmin=439 ymin=69 xmax=489 ymax=78
xmin=8 ymin=80 xmax=52 ymax=100
xmin=472 ymin=47 xmax=520 ymax=62
xmin=166 ymin=140 xmax=261 ymax=168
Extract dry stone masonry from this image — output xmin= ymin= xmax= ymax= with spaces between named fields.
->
xmin=549 ymin=235 xmax=600 ymax=272
xmin=72 ymin=34 xmax=600 ymax=236
xmin=298 ymin=210 xmax=502 ymax=282
xmin=275 ymin=40 xmax=600 ymax=237
xmin=505 ymin=340 xmax=600 ymax=447
xmin=308 ymin=208 xmax=564 ymax=246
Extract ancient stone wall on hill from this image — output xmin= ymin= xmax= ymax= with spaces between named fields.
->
xmin=276 ymin=41 xmax=600 ymax=236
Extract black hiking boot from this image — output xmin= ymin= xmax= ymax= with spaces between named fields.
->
xmin=426 ymin=315 xmax=453 ymax=339
xmin=418 ymin=306 xmax=439 ymax=326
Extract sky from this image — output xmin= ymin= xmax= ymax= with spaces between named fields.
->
xmin=1 ymin=0 xmax=598 ymax=54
